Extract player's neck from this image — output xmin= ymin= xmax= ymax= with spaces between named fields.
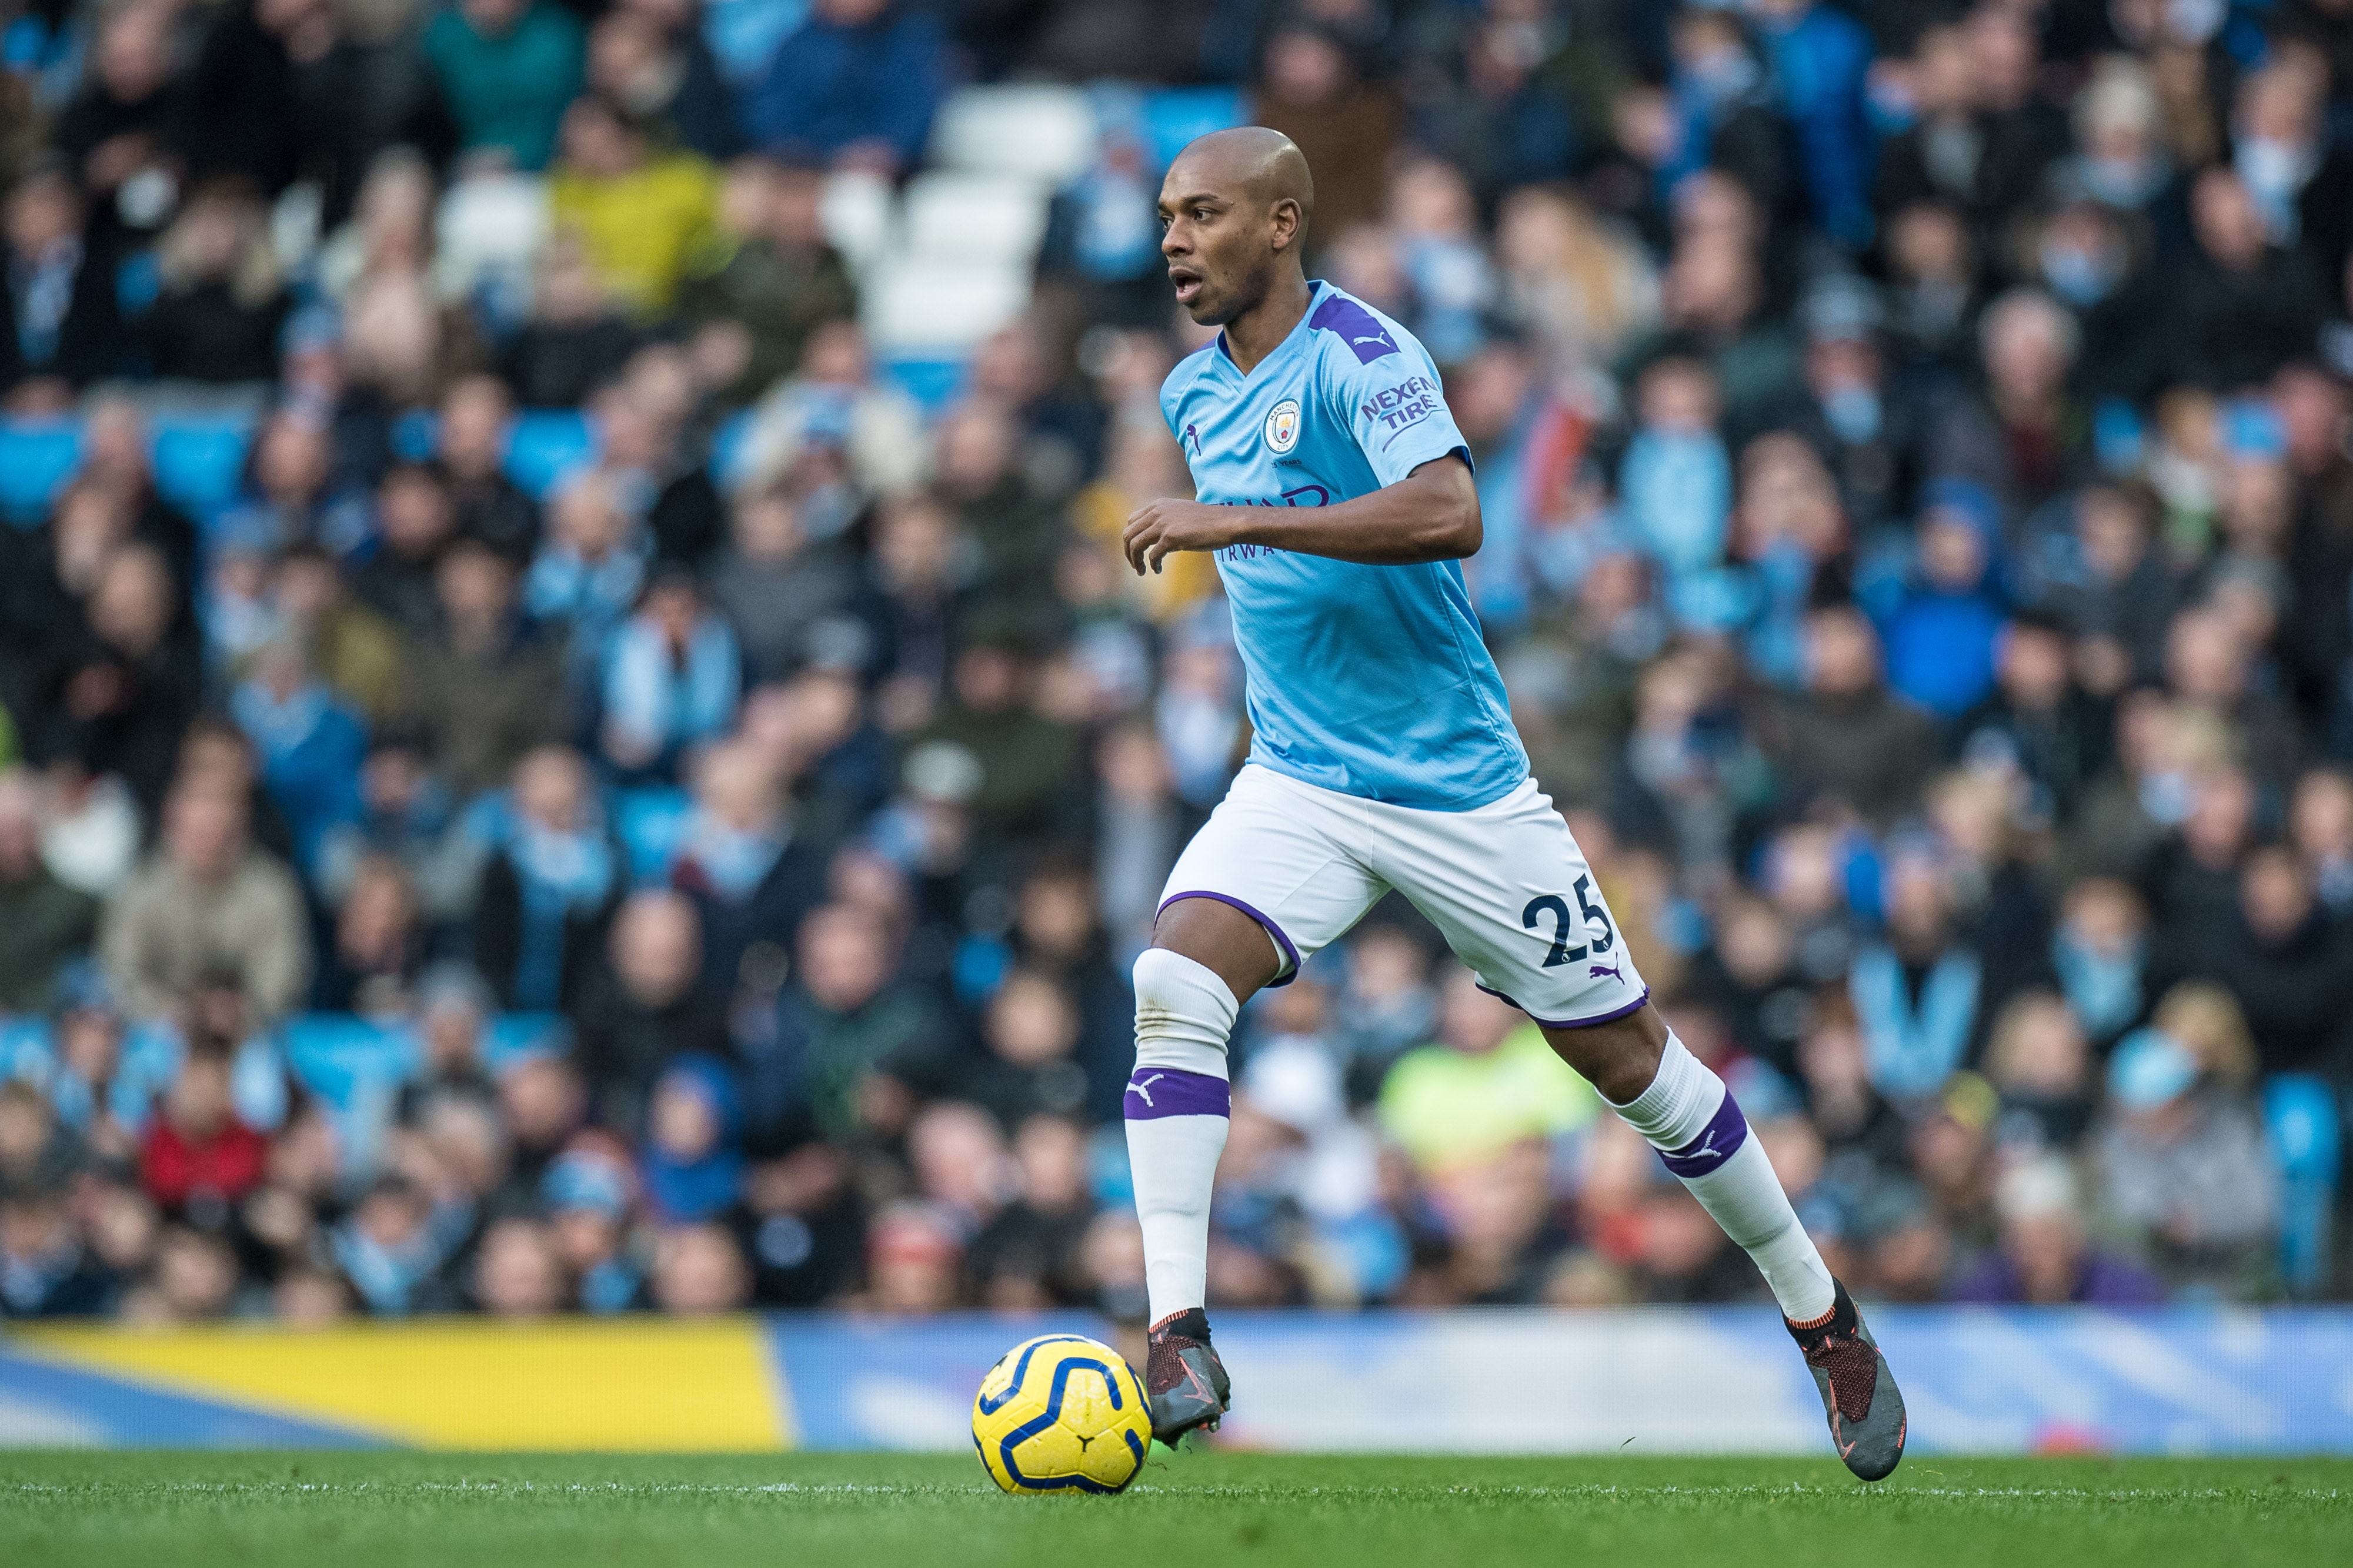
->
xmin=1221 ymin=271 xmax=1313 ymax=376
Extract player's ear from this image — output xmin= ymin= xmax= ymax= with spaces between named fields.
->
xmin=1269 ymin=198 xmax=1301 ymax=255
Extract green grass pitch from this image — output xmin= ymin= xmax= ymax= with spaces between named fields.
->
xmin=2 ymin=1451 xmax=2347 ymax=1567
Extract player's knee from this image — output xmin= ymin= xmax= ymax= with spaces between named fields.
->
xmin=1132 ymin=947 xmax=1241 ymax=1076
xmin=1541 ymin=1004 xmax=1668 ymax=1105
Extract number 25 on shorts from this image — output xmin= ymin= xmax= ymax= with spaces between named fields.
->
xmin=1522 ymin=875 xmax=1616 ymax=968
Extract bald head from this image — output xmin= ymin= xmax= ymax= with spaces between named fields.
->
xmin=1171 ymin=127 xmax=1314 ymax=232
xmin=1159 ymin=128 xmax=1316 ymax=327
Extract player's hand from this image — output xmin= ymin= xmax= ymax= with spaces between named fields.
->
xmin=1122 ymin=499 xmax=1241 ymax=574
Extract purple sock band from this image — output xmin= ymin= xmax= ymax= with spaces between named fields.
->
xmin=1658 ymin=1091 xmax=1749 ymax=1178
xmin=1123 ymin=1066 xmax=1230 ymax=1120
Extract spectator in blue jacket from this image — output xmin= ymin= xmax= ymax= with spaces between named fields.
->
xmin=230 ymin=638 xmax=367 ymax=877
xmin=1748 ymin=0 xmax=1875 ymax=250
xmin=740 ymin=0 xmax=945 ymax=175
xmin=1880 ymin=477 xmax=2007 ymax=720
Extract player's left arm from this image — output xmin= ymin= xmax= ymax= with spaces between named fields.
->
xmin=1122 ymin=454 xmax=1478 ymax=573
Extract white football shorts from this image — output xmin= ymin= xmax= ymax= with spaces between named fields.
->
xmin=1159 ymin=763 xmax=1648 ymax=1026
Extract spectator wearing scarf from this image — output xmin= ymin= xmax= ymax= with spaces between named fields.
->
xmin=469 ymin=747 xmax=622 ymax=1011
xmin=1849 ymin=845 xmax=1983 ymax=1102
xmin=600 ymin=569 xmax=743 ymax=780
xmin=670 ymin=738 xmax=823 ymax=1001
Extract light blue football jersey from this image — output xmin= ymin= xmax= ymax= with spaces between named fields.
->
xmin=1160 ymin=281 xmax=1529 ymax=810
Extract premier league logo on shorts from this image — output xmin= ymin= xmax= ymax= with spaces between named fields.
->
xmin=1263 ymin=398 xmax=1301 ymax=454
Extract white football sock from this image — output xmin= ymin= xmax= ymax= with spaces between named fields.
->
xmin=1608 ymin=1030 xmax=1837 ymax=1322
xmin=1124 ymin=948 xmax=1239 ymax=1323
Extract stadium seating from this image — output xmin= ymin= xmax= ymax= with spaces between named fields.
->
xmin=862 ymin=259 xmax=1033 ymax=355
xmin=899 ymin=172 xmax=1052 ymax=268
xmin=0 ymin=420 xmax=82 ymax=526
xmin=699 ymin=0 xmax=802 ymax=83
xmin=613 ymin=784 xmax=695 ymax=885
xmin=502 ymin=409 xmax=600 ymax=499
xmin=0 ymin=412 xmax=262 ymax=530
xmin=0 ymin=1014 xmax=52 ymax=1082
xmin=880 ymin=357 xmax=969 ymax=411
xmin=818 ymin=169 xmax=897 ymax=278
xmin=1138 ymin=86 xmax=1251 ymax=168
xmin=929 ymin=84 xmax=1098 ymax=183
xmin=2265 ymin=1075 xmax=2342 ymax=1298
xmin=484 ymin=1011 xmax=573 ymax=1067
xmin=707 ymin=410 xmax=755 ymax=492
xmin=282 ymin=1013 xmax=423 ymax=1105
xmin=149 ymin=413 xmax=257 ymax=524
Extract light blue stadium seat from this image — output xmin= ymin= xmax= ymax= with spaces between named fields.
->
xmin=702 ymin=0 xmax=802 ymax=82
xmin=1139 ymin=86 xmax=1249 ymax=169
xmin=0 ymin=420 xmax=83 ymax=525
xmin=150 ymin=413 xmax=256 ymax=523
xmin=881 ymin=357 xmax=968 ymax=412
xmin=281 ymin=1014 xmax=422 ymax=1112
xmin=0 ymin=1016 xmax=55 ymax=1082
xmin=2264 ymin=1074 xmax=2341 ymax=1298
xmin=709 ymin=409 xmax=755 ymax=491
xmin=485 ymin=1012 xmax=573 ymax=1068
xmin=504 ymin=409 xmax=599 ymax=499
xmin=614 ymin=785 xmax=695 ymax=885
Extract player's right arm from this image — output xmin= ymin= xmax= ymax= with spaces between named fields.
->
xmin=1132 ymin=317 xmax=1479 ymax=574
xmin=1121 ymin=456 xmax=1478 ymax=573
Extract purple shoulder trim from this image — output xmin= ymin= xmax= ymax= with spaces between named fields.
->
xmin=1307 ymin=292 xmax=1400 ymax=364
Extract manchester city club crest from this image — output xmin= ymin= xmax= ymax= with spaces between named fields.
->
xmin=1263 ymin=398 xmax=1301 ymax=454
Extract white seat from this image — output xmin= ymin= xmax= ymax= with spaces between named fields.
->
xmin=899 ymin=172 xmax=1050 ymax=266
xmin=930 ymin=85 xmax=1098 ymax=183
xmin=862 ymin=258 xmax=1031 ymax=353
xmin=435 ymin=173 xmax=550 ymax=296
xmin=819 ymin=170 xmax=897 ymax=277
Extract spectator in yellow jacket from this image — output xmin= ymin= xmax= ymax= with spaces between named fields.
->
xmin=547 ymin=96 xmax=721 ymax=317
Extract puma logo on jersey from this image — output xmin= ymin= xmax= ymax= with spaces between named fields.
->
xmin=1589 ymin=962 xmax=1623 ymax=983
xmin=1126 ymin=1074 xmax=1164 ymax=1107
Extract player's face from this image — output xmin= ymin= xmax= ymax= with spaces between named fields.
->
xmin=1157 ymin=162 xmax=1273 ymax=326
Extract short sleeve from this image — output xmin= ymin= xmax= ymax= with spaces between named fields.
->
xmin=1159 ymin=373 xmax=1183 ymax=442
xmin=1334 ymin=332 xmax=1471 ymax=489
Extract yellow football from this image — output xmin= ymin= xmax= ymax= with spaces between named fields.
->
xmin=972 ymin=1333 xmax=1153 ymax=1495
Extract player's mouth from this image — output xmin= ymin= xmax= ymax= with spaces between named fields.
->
xmin=1169 ymin=266 xmax=1204 ymax=305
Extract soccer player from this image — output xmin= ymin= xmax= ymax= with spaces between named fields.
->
xmin=1120 ymin=128 xmax=1906 ymax=1480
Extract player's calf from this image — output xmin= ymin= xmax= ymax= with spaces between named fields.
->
xmin=1548 ymin=1004 xmax=1905 ymax=1477
xmin=1546 ymin=1009 xmax=1837 ymax=1323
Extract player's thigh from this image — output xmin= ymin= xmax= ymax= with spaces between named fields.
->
xmin=1157 ymin=765 xmax=1389 ymax=1000
xmin=1363 ymin=778 xmax=1650 ymax=1026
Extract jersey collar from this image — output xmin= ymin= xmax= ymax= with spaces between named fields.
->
xmin=1213 ymin=280 xmax=1328 ymax=381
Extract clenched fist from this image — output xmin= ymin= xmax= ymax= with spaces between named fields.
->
xmin=1122 ymin=499 xmax=1244 ymax=574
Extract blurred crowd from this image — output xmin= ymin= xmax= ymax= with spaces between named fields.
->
xmin=2 ymin=0 xmax=2352 ymax=1328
